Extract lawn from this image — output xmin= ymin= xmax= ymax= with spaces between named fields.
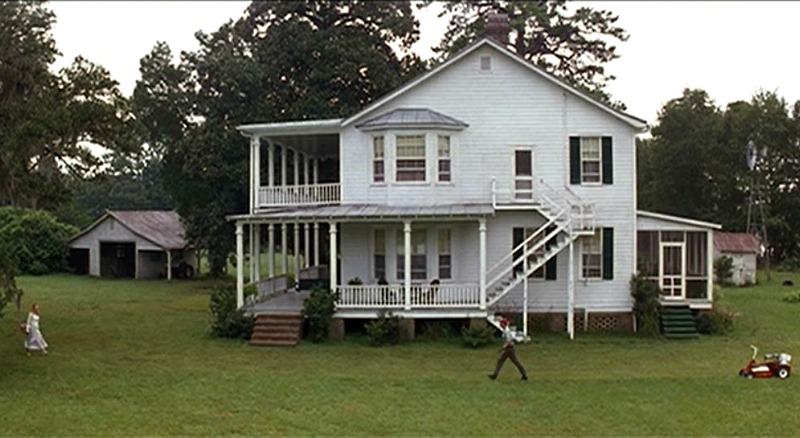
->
xmin=2 ymin=273 xmax=800 ymax=435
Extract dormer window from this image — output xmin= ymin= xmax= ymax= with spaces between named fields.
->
xmin=396 ymin=135 xmax=426 ymax=182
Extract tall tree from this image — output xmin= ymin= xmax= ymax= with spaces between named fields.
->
xmin=425 ymin=0 xmax=627 ymax=104
xmin=0 ymin=1 xmax=138 ymax=210
xmin=135 ymin=1 xmax=424 ymax=276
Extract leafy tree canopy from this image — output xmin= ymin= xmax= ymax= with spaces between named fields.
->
xmin=424 ymin=0 xmax=627 ymax=106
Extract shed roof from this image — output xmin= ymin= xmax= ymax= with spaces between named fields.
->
xmin=228 ymin=204 xmax=493 ymax=222
xmin=355 ymin=108 xmax=469 ymax=131
xmin=714 ymin=232 xmax=760 ymax=254
xmin=70 ymin=210 xmax=189 ymax=250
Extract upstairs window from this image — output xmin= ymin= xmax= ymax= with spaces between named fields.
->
xmin=438 ymin=135 xmax=451 ymax=182
xmin=396 ymin=135 xmax=426 ymax=182
xmin=580 ymin=137 xmax=601 ymax=184
xmin=397 ymin=228 xmax=427 ymax=280
xmin=373 ymin=136 xmax=385 ymax=183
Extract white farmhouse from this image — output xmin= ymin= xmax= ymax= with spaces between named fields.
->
xmin=228 ymin=36 xmax=719 ymax=340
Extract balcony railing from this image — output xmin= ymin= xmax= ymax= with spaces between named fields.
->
xmin=257 ymin=183 xmax=341 ymax=208
xmin=337 ymin=284 xmax=481 ymax=309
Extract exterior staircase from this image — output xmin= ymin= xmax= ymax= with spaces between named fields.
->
xmin=660 ymin=305 xmax=699 ymax=339
xmin=250 ymin=313 xmax=304 ymax=347
xmin=485 ymin=178 xmax=595 ymax=308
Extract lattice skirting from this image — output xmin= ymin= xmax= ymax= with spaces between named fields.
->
xmin=527 ymin=311 xmax=634 ymax=333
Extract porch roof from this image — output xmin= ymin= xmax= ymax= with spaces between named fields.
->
xmin=355 ymin=108 xmax=469 ymax=131
xmin=237 ymin=118 xmax=342 ymax=137
xmin=228 ymin=203 xmax=494 ymax=223
xmin=637 ymin=210 xmax=721 ymax=230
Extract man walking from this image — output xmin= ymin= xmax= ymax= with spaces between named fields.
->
xmin=488 ymin=317 xmax=528 ymax=381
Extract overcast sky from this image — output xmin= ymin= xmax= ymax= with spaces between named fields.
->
xmin=48 ymin=1 xmax=800 ymax=126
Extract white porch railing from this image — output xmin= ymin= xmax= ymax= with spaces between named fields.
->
xmin=258 ymin=183 xmax=341 ymax=208
xmin=337 ymin=284 xmax=481 ymax=309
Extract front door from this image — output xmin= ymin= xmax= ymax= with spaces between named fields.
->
xmin=659 ymin=242 xmax=685 ymax=299
xmin=514 ymin=148 xmax=534 ymax=200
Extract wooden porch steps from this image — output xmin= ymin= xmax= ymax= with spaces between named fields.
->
xmin=250 ymin=313 xmax=303 ymax=347
xmin=660 ymin=305 xmax=698 ymax=339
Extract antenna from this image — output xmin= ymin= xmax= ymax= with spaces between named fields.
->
xmin=745 ymin=137 xmax=770 ymax=280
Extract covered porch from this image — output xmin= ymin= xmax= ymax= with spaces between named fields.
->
xmin=637 ymin=210 xmax=721 ymax=309
xmin=228 ymin=204 xmax=494 ymax=315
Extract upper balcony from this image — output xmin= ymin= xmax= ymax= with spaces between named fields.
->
xmin=257 ymin=183 xmax=341 ymax=208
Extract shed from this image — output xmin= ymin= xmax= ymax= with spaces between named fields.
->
xmin=68 ymin=210 xmax=197 ymax=279
xmin=713 ymin=232 xmax=760 ymax=285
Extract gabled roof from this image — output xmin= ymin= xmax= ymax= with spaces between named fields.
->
xmin=70 ymin=210 xmax=189 ymax=250
xmin=714 ymin=232 xmax=760 ymax=254
xmin=356 ymin=108 xmax=468 ymax=131
xmin=342 ymin=38 xmax=648 ymax=131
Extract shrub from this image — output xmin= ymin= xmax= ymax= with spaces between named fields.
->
xmin=782 ymin=291 xmax=800 ymax=303
xmin=418 ymin=320 xmax=457 ymax=341
xmin=696 ymin=308 xmax=734 ymax=335
xmin=0 ymin=238 xmax=23 ymax=318
xmin=302 ymin=285 xmax=339 ymax=343
xmin=0 ymin=207 xmax=78 ymax=275
xmin=714 ymin=256 xmax=734 ymax=285
xmin=347 ymin=277 xmax=363 ymax=285
xmin=209 ymin=283 xmax=254 ymax=339
xmin=630 ymin=274 xmax=661 ymax=337
xmin=365 ymin=309 xmax=401 ymax=346
xmin=461 ymin=323 xmax=495 ymax=349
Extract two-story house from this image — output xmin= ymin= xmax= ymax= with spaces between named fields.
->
xmin=228 ymin=37 xmax=719 ymax=339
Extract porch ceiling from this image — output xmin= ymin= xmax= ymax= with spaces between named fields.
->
xmin=228 ymin=203 xmax=494 ymax=223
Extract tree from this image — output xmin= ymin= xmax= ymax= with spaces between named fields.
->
xmin=424 ymin=0 xmax=627 ymax=104
xmin=135 ymin=1 xmax=424 ymax=276
xmin=0 ymin=1 xmax=139 ymax=210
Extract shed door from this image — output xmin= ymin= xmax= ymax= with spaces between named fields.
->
xmin=100 ymin=242 xmax=135 ymax=278
xmin=659 ymin=242 xmax=685 ymax=299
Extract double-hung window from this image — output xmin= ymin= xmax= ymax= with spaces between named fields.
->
xmin=373 ymin=136 xmax=385 ymax=183
xmin=396 ymin=135 xmax=426 ymax=182
xmin=397 ymin=229 xmax=427 ymax=280
xmin=438 ymin=228 xmax=451 ymax=279
xmin=374 ymin=229 xmax=386 ymax=282
xmin=438 ymin=135 xmax=451 ymax=182
xmin=580 ymin=137 xmax=601 ymax=184
xmin=582 ymin=231 xmax=602 ymax=278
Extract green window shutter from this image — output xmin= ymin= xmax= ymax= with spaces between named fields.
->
xmin=545 ymin=256 xmax=557 ymax=280
xmin=569 ymin=137 xmax=581 ymax=184
xmin=602 ymin=227 xmax=614 ymax=280
xmin=544 ymin=225 xmax=557 ymax=280
xmin=602 ymin=136 xmax=613 ymax=185
xmin=512 ymin=227 xmax=524 ymax=275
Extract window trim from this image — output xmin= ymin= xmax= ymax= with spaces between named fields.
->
xmin=580 ymin=137 xmax=602 ymax=185
xmin=581 ymin=231 xmax=603 ymax=279
xmin=437 ymin=135 xmax=451 ymax=184
xmin=372 ymin=135 xmax=385 ymax=185
xmin=437 ymin=227 xmax=452 ymax=280
xmin=512 ymin=146 xmax=534 ymax=201
xmin=395 ymin=134 xmax=427 ymax=183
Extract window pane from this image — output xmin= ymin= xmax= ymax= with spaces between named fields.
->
xmin=582 ymin=232 xmax=602 ymax=278
xmin=687 ymin=231 xmax=707 ymax=276
xmin=581 ymin=138 xmax=600 ymax=159
xmin=637 ymin=231 xmax=659 ymax=277
xmin=438 ymin=136 xmax=450 ymax=157
xmin=374 ymin=255 xmax=386 ymax=281
xmin=375 ymin=229 xmax=385 ymax=254
xmin=397 ymin=135 xmax=425 ymax=158
xmin=439 ymin=255 xmax=451 ymax=279
xmin=515 ymin=150 xmax=532 ymax=176
xmin=373 ymin=161 xmax=384 ymax=182
xmin=373 ymin=137 xmax=384 ymax=158
xmin=438 ymin=160 xmax=450 ymax=182
xmin=438 ymin=229 xmax=450 ymax=254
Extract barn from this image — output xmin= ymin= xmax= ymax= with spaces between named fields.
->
xmin=68 ymin=210 xmax=197 ymax=279
xmin=713 ymin=232 xmax=760 ymax=286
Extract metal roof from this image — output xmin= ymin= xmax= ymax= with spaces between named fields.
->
xmin=70 ymin=210 xmax=189 ymax=250
xmin=228 ymin=204 xmax=494 ymax=222
xmin=237 ymin=118 xmax=343 ymax=137
xmin=714 ymin=232 xmax=761 ymax=254
xmin=637 ymin=210 xmax=722 ymax=230
xmin=355 ymin=108 xmax=469 ymax=131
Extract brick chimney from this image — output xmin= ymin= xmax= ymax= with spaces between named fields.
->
xmin=485 ymin=13 xmax=510 ymax=46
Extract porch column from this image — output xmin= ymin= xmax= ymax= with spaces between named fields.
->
xmin=523 ymin=245 xmax=528 ymax=339
xmin=268 ymin=223 xmax=275 ymax=278
xmin=479 ymin=219 xmax=487 ymax=310
xmin=303 ymin=223 xmax=310 ymax=268
xmin=313 ymin=159 xmax=319 ymax=184
xmin=304 ymin=154 xmax=310 ymax=186
xmin=281 ymin=145 xmax=287 ymax=186
xmin=329 ymin=222 xmax=338 ymax=291
xmin=567 ymin=240 xmax=575 ymax=340
xmin=254 ymin=224 xmax=261 ymax=283
xmin=166 ymin=250 xmax=172 ymax=281
xmin=404 ymin=221 xmax=412 ymax=310
xmin=236 ymin=222 xmax=244 ymax=309
xmin=267 ymin=140 xmax=275 ymax=188
xmin=313 ymin=222 xmax=320 ymax=266
xmin=252 ymin=136 xmax=261 ymax=211
xmin=707 ymin=230 xmax=714 ymax=302
xmin=294 ymin=222 xmax=300 ymax=282
xmin=281 ymin=223 xmax=288 ymax=275
xmin=249 ymin=136 xmax=255 ymax=213
xmin=249 ymin=224 xmax=255 ymax=283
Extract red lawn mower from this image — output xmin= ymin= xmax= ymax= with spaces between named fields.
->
xmin=739 ymin=345 xmax=792 ymax=379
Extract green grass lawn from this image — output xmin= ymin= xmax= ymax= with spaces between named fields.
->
xmin=2 ymin=273 xmax=800 ymax=435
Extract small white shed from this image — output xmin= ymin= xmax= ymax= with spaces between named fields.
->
xmin=713 ymin=232 xmax=760 ymax=285
xmin=68 ymin=210 xmax=197 ymax=279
